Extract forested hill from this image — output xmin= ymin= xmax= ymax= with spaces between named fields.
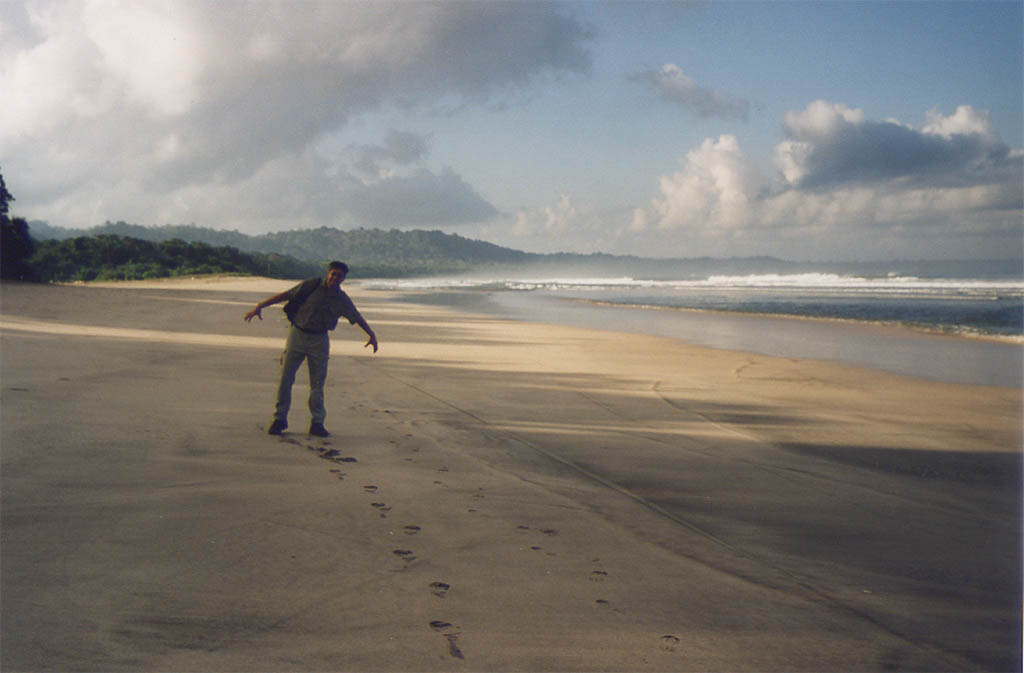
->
xmin=28 ymin=220 xmax=807 ymax=279
xmin=29 ymin=221 xmax=533 ymax=275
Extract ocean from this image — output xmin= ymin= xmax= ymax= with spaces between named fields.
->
xmin=366 ymin=260 xmax=1024 ymax=388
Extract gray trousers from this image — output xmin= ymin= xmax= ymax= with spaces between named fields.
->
xmin=273 ymin=326 xmax=330 ymax=424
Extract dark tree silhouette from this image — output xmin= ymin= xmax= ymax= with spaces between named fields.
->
xmin=0 ymin=169 xmax=36 ymax=281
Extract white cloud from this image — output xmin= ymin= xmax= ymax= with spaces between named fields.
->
xmin=628 ymin=208 xmax=648 ymax=233
xmin=631 ymin=63 xmax=749 ymax=120
xmin=923 ymin=105 xmax=997 ymax=140
xmin=470 ymin=194 xmax=628 ymax=254
xmin=635 ymin=101 xmax=1022 ymax=259
xmin=773 ymin=101 xmax=866 ymax=185
xmin=81 ymin=0 xmax=204 ymax=117
xmin=350 ymin=130 xmax=431 ymax=179
xmin=650 ymin=135 xmax=762 ymax=235
xmin=782 ymin=100 xmax=865 ymax=138
xmin=343 ymin=169 xmax=498 ymax=228
xmin=512 ymin=194 xmax=580 ymax=237
xmin=3 ymin=0 xmax=591 ymax=231
xmin=1 ymin=3 xmax=105 ymax=137
xmin=773 ymin=100 xmax=1015 ymax=190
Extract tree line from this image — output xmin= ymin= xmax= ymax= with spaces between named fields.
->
xmin=0 ymin=169 xmax=327 ymax=282
xmin=0 ymin=171 xmax=34 ymax=281
xmin=2 ymin=168 xmax=482 ymax=281
xmin=29 ymin=235 xmax=324 ymax=283
xmin=29 ymin=220 xmax=535 ymax=274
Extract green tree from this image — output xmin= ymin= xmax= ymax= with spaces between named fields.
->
xmin=0 ymin=170 xmax=11 ymax=223
xmin=1 ymin=169 xmax=36 ymax=281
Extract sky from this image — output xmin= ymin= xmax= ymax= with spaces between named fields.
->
xmin=2 ymin=0 xmax=1022 ymax=261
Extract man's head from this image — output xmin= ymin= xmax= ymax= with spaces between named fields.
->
xmin=326 ymin=261 xmax=349 ymax=289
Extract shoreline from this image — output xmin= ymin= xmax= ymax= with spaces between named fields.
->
xmin=3 ymin=277 xmax=1020 ymax=671
xmin=56 ymin=275 xmax=1024 ymax=385
xmin=577 ymin=296 xmax=1024 ymax=345
xmin=68 ymin=274 xmax=1024 ymax=342
xmin=383 ymin=286 xmax=1024 ymax=388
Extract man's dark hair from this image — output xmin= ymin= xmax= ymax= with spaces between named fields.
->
xmin=328 ymin=261 xmax=349 ymax=274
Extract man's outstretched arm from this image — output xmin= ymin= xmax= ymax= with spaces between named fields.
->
xmin=244 ymin=289 xmax=293 ymax=322
xmin=356 ymin=316 xmax=378 ymax=353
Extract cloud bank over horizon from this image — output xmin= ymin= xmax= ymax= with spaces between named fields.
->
xmin=2 ymin=1 xmax=1021 ymax=261
xmin=2 ymin=1 xmax=587 ymax=232
xmin=627 ymin=101 xmax=1022 ymax=259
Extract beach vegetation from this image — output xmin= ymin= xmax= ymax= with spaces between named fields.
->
xmin=28 ymin=234 xmax=323 ymax=283
xmin=1 ymin=169 xmax=37 ymax=281
xmin=29 ymin=221 xmax=532 ymax=277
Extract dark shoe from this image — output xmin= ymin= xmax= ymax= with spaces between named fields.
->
xmin=309 ymin=423 xmax=329 ymax=437
xmin=267 ymin=419 xmax=287 ymax=435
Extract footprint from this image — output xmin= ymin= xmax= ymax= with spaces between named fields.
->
xmin=403 ymin=525 xmax=421 ymax=535
xmin=371 ymin=503 xmax=392 ymax=517
xmin=393 ymin=549 xmax=416 ymax=562
xmin=363 ymin=485 xmax=378 ymax=493
xmin=429 ymin=581 xmax=450 ymax=598
xmin=595 ymin=599 xmax=609 ymax=606
xmin=429 ymin=621 xmax=464 ymax=660
xmin=661 ymin=635 xmax=680 ymax=652
xmin=590 ymin=570 xmax=608 ymax=582
xmin=541 ymin=528 xmax=558 ymax=536
xmin=337 ymin=456 xmax=358 ymax=463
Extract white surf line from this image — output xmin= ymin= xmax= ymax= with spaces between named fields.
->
xmin=0 ymin=316 xmax=283 ymax=350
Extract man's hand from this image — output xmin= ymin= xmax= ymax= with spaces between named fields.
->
xmin=365 ymin=333 xmax=378 ymax=353
xmin=244 ymin=306 xmax=262 ymax=322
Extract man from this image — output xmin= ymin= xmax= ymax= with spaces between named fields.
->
xmin=244 ymin=261 xmax=378 ymax=437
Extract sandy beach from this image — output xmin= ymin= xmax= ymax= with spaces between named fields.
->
xmin=1 ymin=276 xmax=1020 ymax=672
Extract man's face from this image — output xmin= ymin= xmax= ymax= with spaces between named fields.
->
xmin=326 ymin=267 xmax=346 ymax=290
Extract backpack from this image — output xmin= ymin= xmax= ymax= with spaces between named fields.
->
xmin=282 ymin=278 xmax=320 ymax=325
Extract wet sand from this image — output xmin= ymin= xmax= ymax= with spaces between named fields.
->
xmin=1 ymin=277 xmax=1020 ymax=672
xmin=402 ymin=289 xmax=1024 ymax=387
